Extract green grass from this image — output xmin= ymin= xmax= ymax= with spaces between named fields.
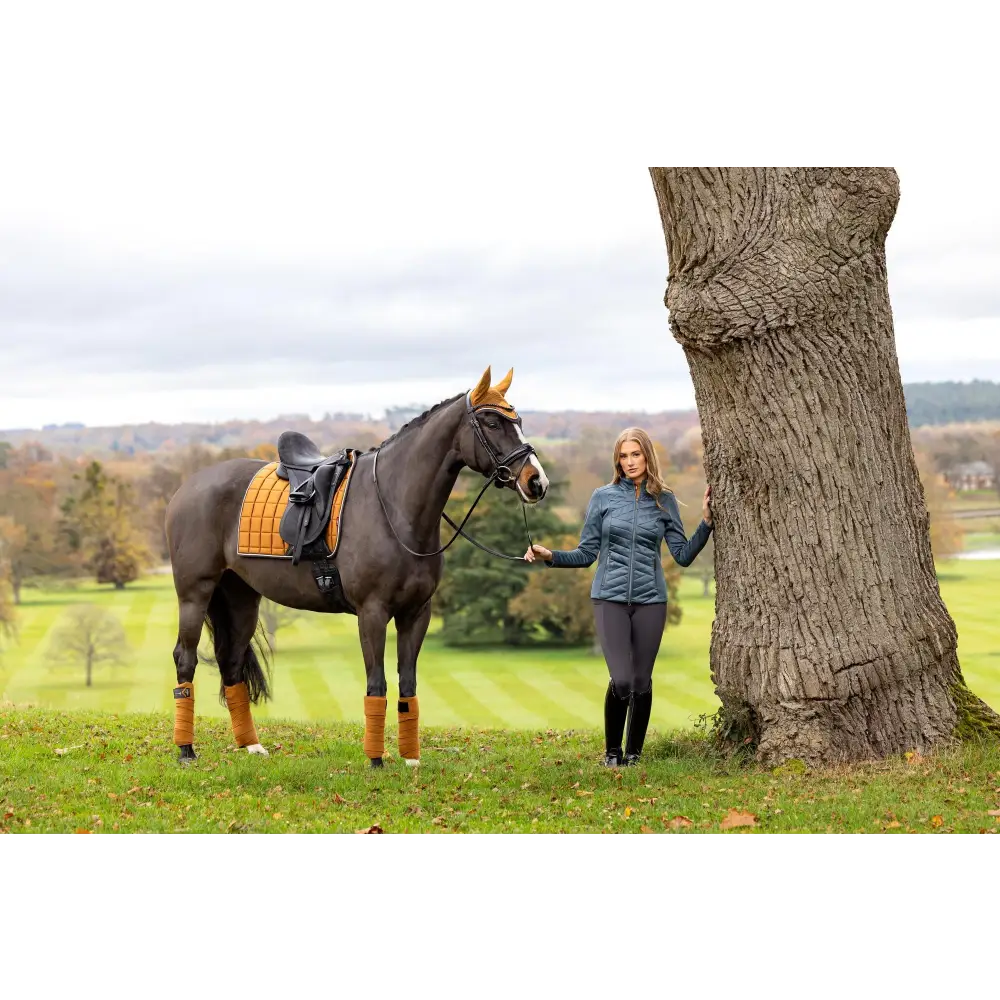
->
xmin=3 ymin=560 xmax=999 ymax=729
xmin=3 ymin=706 xmax=999 ymax=833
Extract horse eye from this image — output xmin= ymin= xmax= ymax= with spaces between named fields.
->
xmin=484 ymin=417 xmax=499 ymax=429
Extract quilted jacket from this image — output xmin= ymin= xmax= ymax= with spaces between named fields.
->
xmin=547 ymin=479 xmax=713 ymax=604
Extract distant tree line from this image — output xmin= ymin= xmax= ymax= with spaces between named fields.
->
xmin=904 ymin=380 xmax=1000 ymax=427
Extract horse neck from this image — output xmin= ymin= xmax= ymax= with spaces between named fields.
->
xmin=379 ymin=397 xmax=466 ymax=543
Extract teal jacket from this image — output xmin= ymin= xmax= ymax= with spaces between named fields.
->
xmin=548 ymin=480 xmax=713 ymax=604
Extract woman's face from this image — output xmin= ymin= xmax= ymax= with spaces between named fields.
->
xmin=619 ymin=439 xmax=647 ymax=481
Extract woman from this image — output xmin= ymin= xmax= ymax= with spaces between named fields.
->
xmin=524 ymin=428 xmax=713 ymax=767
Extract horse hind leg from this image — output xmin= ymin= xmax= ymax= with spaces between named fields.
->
xmin=172 ymin=577 xmax=217 ymax=763
xmin=207 ymin=571 xmax=271 ymax=755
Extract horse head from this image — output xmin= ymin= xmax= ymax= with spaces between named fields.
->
xmin=463 ymin=365 xmax=549 ymax=503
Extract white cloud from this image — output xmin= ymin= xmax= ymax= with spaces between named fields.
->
xmin=2 ymin=7 xmax=999 ymax=429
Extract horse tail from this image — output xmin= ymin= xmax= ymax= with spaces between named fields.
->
xmin=203 ymin=575 xmax=272 ymax=705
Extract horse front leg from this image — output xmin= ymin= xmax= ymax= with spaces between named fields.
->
xmin=358 ymin=601 xmax=390 ymax=768
xmin=395 ymin=599 xmax=432 ymax=767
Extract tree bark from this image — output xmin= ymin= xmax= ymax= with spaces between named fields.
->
xmin=86 ymin=651 xmax=93 ymax=687
xmin=649 ymin=167 xmax=999 ymax=765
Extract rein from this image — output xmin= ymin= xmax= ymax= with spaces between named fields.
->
xmin=372 ymin=395 xmax=537 ymax=561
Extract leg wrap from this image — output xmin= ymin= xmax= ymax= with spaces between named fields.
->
xmin=364 ymin=696 xmax=387 ymax=759
xmin=224 ymin=682 xmax=260 ymax=748
xmin=173 ymin=682 xmax=195 ymax=746
xmin=397 ymin=696 xmax=419 ymax=761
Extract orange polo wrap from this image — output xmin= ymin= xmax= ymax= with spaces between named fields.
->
xmin=363 ymin=696 xmax=387 ymax=758
xmin=173 ymin=682 xmax=195 ymax=746
xmin=224 ymin=682 xmax=260 ymax=747
xmin=397 ymin=696 xmax=419 ymax=760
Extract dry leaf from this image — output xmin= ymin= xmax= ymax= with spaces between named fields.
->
xmin=904 ymin=751 xmax=922 ymax=765
xmin=357 ymin=824 xmax=384 ymax=834
xmin=54 ymin=744 xmax=85 ymax=756
xmin=575 ymin=789 xmax=593 ymax=797
xmin=720 ymin=809 xmax=757 ymax=830
xmin=624 ymin=807 xmax=633 ymax=818
xmin=640 ymin=825 xmax=654 ymax=834
xmin=987 ymin=809 xmax=1000 ymax=817
xmin=930 ymin=815 xmax=944 ymax=828
xmin=272 ymin=812 xmax=283 ymax=819
xmin=667 ymin=816 xmax=693 ymax=829
xmin=74 ymin=828 xmax=92 ymax=834
xmin=332 ymin=793 xmax=345 ymax=805
xmin=884 ymin=820 xmax=902 ymax=829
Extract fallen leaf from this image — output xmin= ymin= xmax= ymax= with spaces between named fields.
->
xmin=74 ymin=828 xmax=92 ymax=834
xmin=640 ymin=825 xmax=654 ymax=834
xmin=3 ymin=810 xmax=13 ymax=820
xmin=123 ymin=754 xmax=133 ymax=762
xmin=667 ymin=816 xmax=693 ymax=829
xmin=332 ymin=793 xmax=345 ymax=805
xmin=884 ymin=820 xmax=902 ymax=829
xmin=904 ymin=751 xmax=922 ymax=765
xmin=357 ymin=824 xmax=384 ymax=834
xmin=272 ymin=812 xmax=283 ymax=820
xmin=624 ymin=807 xmax=633 ymax=818
xmin=54 ymin=744 xmax=85 ymax=756
xmin=521 ymin=782 xmax=531 ymax=789
xmin=720 ymin=809 xmax=757 ymax=830
xmin=930 ymin=815 xmax=944 ymax=828
xmin=575 ymin=789 xmax=593 ymax=797
xmin=987 ymin=809 xmax=1000 ymax=817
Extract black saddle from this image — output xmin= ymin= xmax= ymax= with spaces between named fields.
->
xmin=275 ymin=431 xmax=352 ymax=565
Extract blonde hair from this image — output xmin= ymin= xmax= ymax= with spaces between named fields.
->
xmin=611 ymin=427 xmax=678 ymax=507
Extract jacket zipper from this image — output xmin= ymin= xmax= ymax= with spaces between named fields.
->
xmin=627 ymin=485 xmax=638 ymax=604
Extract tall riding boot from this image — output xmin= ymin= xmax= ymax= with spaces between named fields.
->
xmin=602 ymin=682 xmax=628 ymax=766
xmin=624 ymin=688 xmax=653 ymax=765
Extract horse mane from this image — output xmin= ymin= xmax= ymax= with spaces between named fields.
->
xmin=367 ymin=393 xmax=465 ymax=452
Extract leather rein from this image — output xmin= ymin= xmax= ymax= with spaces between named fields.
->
xmin=372 ymin=395 xmax=537 ymax=560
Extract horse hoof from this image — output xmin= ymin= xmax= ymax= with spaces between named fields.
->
xmin=178 ymin=744 xmax=197 ymax=764
xmin=369 ymin=757 xmax=384 ymax=769
xmin=246 ymin=743 xmax=269 ymax=756
xmin=404 ymin=758 xmax=420 ymax=768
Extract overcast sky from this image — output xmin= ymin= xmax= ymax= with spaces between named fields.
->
xmin=2 ymin=4 xmax=998 ymax=430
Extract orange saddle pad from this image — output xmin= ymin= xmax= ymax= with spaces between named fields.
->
xmin=237 ymin=456 xmax=356 ymax=558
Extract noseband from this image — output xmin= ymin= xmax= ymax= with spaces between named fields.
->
xmin=372 ymin=394 xmax=538 ymax=560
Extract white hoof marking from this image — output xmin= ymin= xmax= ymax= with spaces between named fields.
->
xmin=246 ymin=743 xmax=269 ymax=756
xmin=404 ymin=758 xmax=420 ymax=767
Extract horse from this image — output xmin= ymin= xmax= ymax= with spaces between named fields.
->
xmin=164 ymin=366 xmax=549 ymax=766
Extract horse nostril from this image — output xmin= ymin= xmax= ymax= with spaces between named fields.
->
xmin=529 ymin=475 xmax=542 ymax=498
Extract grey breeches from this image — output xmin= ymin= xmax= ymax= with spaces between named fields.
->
xmin=591 ymin=599 xmax=667 ymax=699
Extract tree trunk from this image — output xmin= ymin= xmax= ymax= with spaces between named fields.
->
xmin=649 ymin=167 xmax=999 ymax=765
xmin=86 ymin=652 xmax=93 ymax=687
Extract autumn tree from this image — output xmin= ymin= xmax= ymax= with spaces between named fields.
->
xmin=61 ymin=462 xmax=151 ymax=589
xmin=914 ymin=450 xmax=965 ymax=559
xmin=649 ymin=167 xmax=999 ymax=765
xmin=0 ymin=558 xmax=15 ymax=643
xmin=0 ymin=445 xmax=78 ymax=601
xmin=48 ymin=604 xmax=130 ymax=687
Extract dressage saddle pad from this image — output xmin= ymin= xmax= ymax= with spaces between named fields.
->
xmin=237 ymin=456 xmax=356 ymax=558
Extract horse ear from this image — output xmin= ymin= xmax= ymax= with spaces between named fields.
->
xmin=494 ymin=367 xmax=513 ymax=395
xmin=470 ymin=366 xmax=492 ymax=404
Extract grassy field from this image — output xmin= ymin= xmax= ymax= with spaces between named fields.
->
xmin=3 ymin=707 xmax=999 ymax=833
xmin=2 ymin=560 xmax=999 ymax=731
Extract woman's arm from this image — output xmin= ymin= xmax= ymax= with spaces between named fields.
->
xmin=545 ymin=490 xmax=603 ymax=568
xmin=662 ymin=491 xmax=713 ymax=567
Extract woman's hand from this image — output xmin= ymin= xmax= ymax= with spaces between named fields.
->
xmin=702 ymin=486 xmax=712 ymax=526
xmin=524 ymin=543 xmax=553 ymax=563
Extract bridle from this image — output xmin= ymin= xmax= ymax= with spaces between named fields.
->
xmin=372 ymin=393 xmax=539 ymax=560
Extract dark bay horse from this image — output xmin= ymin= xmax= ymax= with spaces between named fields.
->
xmin=164 ymin=366 xmax=549 ymax=765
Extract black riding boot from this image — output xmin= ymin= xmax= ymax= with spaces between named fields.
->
xmin=602 ymin=682 xmax=628 ymax=766
xmin=624 ymin=688 xmax=653 ymax=765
